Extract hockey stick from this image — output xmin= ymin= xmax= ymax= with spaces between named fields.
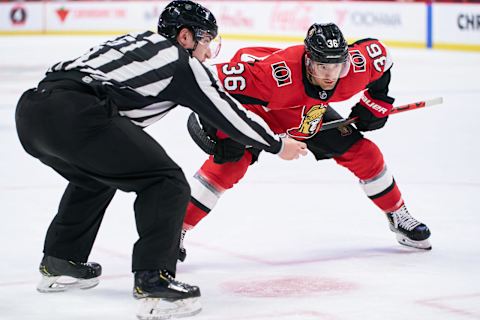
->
xmin=187 ymin=97 xmax=444 ymax=155
xmin=320 ymin=97 xmax=444 ymax=131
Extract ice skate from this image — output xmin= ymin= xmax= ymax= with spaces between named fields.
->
xmin=387 ymin=204 xmax=431 ymax=250
xmin=178 ymin=229 xmax=187 ymax=262
xmin=37 ymin=255 xmax=102 ymax=293
xmin=134 ymin=270 xmax=201 ymax=320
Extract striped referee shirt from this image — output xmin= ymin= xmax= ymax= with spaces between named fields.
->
xmin=45 ymin=31 xmax=282 ymax=154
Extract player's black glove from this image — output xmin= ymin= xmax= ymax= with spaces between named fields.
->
xmin=349 ymin=103 xmax=388 ymax=131
xmin=187 ymin=113 xmax=259 ymax=164
xmin=349 ymin=92 xmax=393 ymax=132
xmin=198 ymin=118 xmax=246 ymax=164
xmin=213 ymin=138 xmax=246 ymax=164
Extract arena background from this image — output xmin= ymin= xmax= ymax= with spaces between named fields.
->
xmin=1 ymin=1 xmax=479 ymax=320
xmin=1 ymin=0 xmax=480 ymax=51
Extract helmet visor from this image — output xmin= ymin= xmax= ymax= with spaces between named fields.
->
xmin=194 ymin=29 xmax=222 ymax=59
xmin=305 ymin=54 xmax=350 ymax=80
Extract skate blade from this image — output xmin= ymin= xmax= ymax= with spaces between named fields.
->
xmin=395 ymin=234 xmax=432 ymax=250
xmin=137 ymin=297 xmax=202 ymax=320
xmin=37 ymin=275 xmax=99 ymax=293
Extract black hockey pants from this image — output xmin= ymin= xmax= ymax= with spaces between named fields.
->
xmin=15 ymin=81 xmax=189 ymax=273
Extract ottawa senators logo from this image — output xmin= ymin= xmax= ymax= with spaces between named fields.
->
xmin=271 ymin=61 xmax=292 ymax=87
xmin=349 ymin=49 xmax=366 ymax=73
xmin=10 ymin=6 xmax=27 ymax=25
xmin=287 ymin=105 xmax=327 ymax=139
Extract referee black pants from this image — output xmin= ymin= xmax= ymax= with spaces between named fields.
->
xmin=15 ymin=83 xmax=189 ymax=273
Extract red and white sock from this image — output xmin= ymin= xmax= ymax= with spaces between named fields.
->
xmin=183 ymin=152 xmax=252 ymax=229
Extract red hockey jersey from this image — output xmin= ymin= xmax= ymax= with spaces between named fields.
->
xmin=214 ymin=39 xmax=393 ymax=139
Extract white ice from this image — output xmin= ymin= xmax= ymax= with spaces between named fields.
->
xmin=1 ymin=35 xmax=479 ymax=320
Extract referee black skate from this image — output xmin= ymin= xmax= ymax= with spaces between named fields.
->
xmin=14 ymin=1 xmax=307 ymax=319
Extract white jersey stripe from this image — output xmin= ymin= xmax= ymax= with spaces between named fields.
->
xmin=135 ymin=76 xmax=173 ymax=97
xmin=118 ymin=101 xmax=175 ymax=119
xmin=119 ymin=40 xmax=148 ymax=54
xmin=122 ymin=111 xmax=171 ymax=128
xmin=105 ymin=46 xmax=178 ymax=83
xmin=85 ymin=49 xmax=125 ymax=69
xmin=133 ymin=101 xmax=175 ymax=112
xmin=144 ymin=32 xmax=165 ymax=44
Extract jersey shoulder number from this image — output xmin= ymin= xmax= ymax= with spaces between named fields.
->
xmin=351 ymin=38 xmax=393 ymax=74
xmin=220 ymin=63 xmax=247 ymax=91
xmin=219 ymin=47 xmax=283 ymax=92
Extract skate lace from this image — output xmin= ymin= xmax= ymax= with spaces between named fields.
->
xmin=393 ymin=206 xmax=421 ymax=231
xmin=161 ymin=270 xmax=192 ymax=291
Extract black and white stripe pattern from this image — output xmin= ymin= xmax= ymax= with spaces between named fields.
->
xmin=118 ymin=101 xmax=177 ymax=127
xmin=46 ymin=31 xmax=282 ymax=153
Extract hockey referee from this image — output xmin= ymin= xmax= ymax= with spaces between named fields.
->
xmin=14 ymin=1 xmax=307 ymax=318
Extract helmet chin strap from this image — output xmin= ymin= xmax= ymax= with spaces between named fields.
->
xmin=188 ymin=40 xmax=199 ymax=57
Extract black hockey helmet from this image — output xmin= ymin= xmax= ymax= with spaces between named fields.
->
xmin=304 ymin=23 xmax=348 ymax=64
xmin=158 ymin=0 xmax=218 ymax=41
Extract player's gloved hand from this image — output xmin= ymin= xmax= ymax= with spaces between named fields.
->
xmin=213 ymin=138 xmax=246 ymax=164
xmin=196 ymin=117 xmax=246 ymax=164
xmin=349 ymin=92 xmax=393 ymax=131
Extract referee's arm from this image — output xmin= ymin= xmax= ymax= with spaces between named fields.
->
xmin=170 ymin=56 xmax=283 ymax=154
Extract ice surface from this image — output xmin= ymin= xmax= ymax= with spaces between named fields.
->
xmin=1 ymin=35 xmax=479 ymax=320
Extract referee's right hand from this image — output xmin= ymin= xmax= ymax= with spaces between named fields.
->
xmin=278 ymin=137 xmax=308 ymax=160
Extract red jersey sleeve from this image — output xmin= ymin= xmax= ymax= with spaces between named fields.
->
xmin=356 ymin=39 xmax=393 ymax=82
xmin=351 ymin=39 xmax=395 ymax=115
xmin=230 ymin=47 xmax=282 ymax=62
xmin=214 ymin=47 xmax=284 ymax=105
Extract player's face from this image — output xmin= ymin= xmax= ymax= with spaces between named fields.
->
xmin=191 ymin=29 xmax=221 ymax=62
xmin=177 ymin=28 xmax=221 ymax=62
xmin=305 ymin=55 xmax=349 ymax=90
xmin=195 ymin=29 xmax=221 ymax=59
xmin=191 ymin=42 xmax=211 ymax=62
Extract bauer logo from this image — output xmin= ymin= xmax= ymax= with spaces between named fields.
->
xmin=271 ymin=61 xmax=292 ymax=87
xmin=349 ymin=50 xmax=366 ymax=73
xmin=361 ymin=95 xmax=388 ymax=115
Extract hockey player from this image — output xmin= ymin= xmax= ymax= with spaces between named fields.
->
xmin=14 ymin=1 xmax=307 ymax=318
xmin=180 ymin=23 xmax=432 ymax=262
